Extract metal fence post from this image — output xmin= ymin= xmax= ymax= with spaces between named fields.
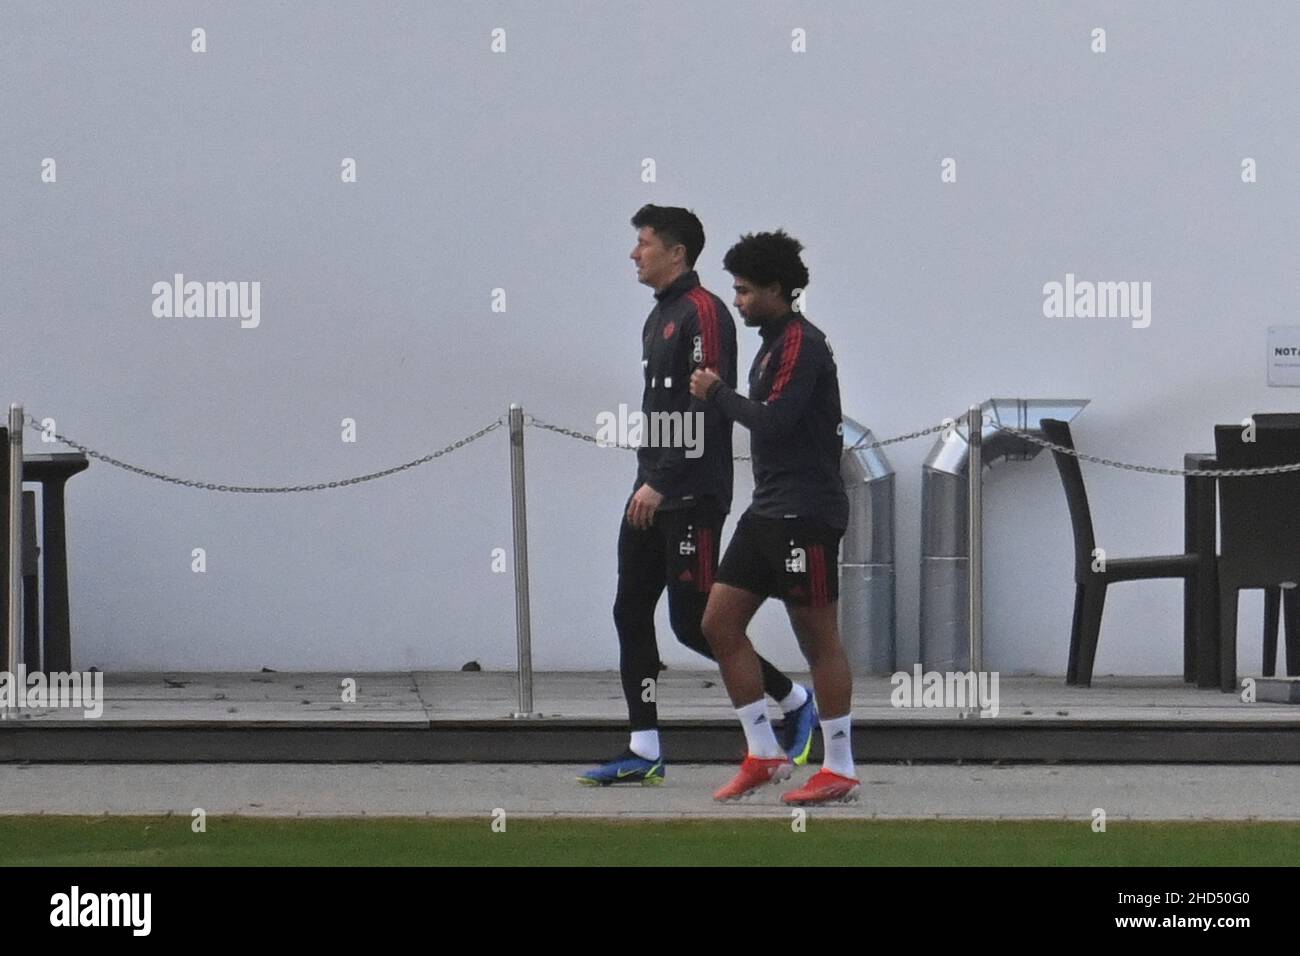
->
xmin=965 ymin=403 xmax=984 ymax=716
xmin=508 ymin=404 xmax=540 ymax=718
xmin=7 ymin=405 xmax=23 ymax=695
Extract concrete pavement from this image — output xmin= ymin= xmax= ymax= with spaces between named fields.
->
xmin=1 ymin=763 xmax=1298 ymax=819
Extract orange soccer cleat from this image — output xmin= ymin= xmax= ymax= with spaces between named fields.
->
xmin=713 ymin=754 xmax=794 ymax=802
xmin=781 ymin=768 xmax=861 ymax=806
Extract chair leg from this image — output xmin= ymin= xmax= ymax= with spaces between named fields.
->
xmin=1066 ymin=583 xmax=1085 ymax=685
xmin=22 ymin=573 xmax=39 ymax=672
xmin=1075 ymin=581 xmax=1107 ymax=688
xmin=1284 ymin=588 xmax=1300 ymax=677
xmin=1263 ymin=587 xmax=1280 ymax=678
xmin=1194 ymin=558 xmax=1220 ymax=688
xmin=1219 ymin=583 xmax=1239 ymax=693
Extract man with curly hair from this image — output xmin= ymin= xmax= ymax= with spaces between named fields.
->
xmin=689 ymin=229 xmax=858 ymax=805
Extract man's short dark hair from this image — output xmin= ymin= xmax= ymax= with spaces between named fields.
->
xmin=630 ymin=204 xmax=705 ymax=268
xmin=722 ymin=230 xmax=810 ymax=303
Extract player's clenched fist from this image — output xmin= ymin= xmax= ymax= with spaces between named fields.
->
xmin=689 ymin=367 xmax=721 ymax=400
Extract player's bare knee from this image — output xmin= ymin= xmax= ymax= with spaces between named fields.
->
xmin=701 ymin=609 xmax=737 ymax=656
xmin=700 ymin=607 xmax=723 ymax=645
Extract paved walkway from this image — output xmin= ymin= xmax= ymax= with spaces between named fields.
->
xmin=1 ymin=763 xmax=1298 ymax=819
xmin=10 ymin=671 xmax=1293 ymax=724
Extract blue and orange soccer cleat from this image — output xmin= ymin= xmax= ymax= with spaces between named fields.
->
xmin=778 ymin=687 xmax=819 ymax=765
xmin=712 ymin=754 xmax=794 ymax=801
xmin=780 ymin=768 xmax=861 ymax=805
xmin=577 ymin=750 xmax=665 ymax=787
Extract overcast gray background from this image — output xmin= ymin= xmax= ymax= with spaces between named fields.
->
xmin=2 ymin=2 xmax=1296 ymax=677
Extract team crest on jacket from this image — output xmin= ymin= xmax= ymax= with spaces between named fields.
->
xmin=662 ymin=320 xmax=676 ymax=339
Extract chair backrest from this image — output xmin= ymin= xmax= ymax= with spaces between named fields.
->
xmin=1214 ymin=422 xmax=1300 ymax=584
xmin=1041 ymin=418 xmax=1095 ymax=581
xmin=1252 ymin=412 xmax=1300 ymax=430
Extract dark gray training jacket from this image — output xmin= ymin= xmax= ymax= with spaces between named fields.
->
xmin=633 ymin=270 xmax=736 ymax=513
xmin=707 ymin=312 xmax=849 ymax=531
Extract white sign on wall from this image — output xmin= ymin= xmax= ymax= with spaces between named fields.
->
xmin=1268 ymin=326 xmax=1300 ymax=386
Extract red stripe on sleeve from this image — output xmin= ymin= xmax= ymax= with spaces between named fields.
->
xmin=766 ymin=322 xmax=803 ymax=401
xmin=687 ymin=288 xmax=720 ymax=368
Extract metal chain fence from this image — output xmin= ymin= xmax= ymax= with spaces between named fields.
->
xmin=22 ymin=411 xmax=504 ymax=493
xmin=18 ymin=408 xmax=1300 ymax=490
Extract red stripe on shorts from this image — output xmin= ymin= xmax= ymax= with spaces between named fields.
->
xmin=697 ymin=527 xmax=713 ymax=592
xmin=809 ymin=543 xmax=826 ymax=607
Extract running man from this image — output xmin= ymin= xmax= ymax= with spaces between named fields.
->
xmin=688 ymin=229 xmax=858 ymax=805
xmin=578 ymin=206 xmax=816 ymax=786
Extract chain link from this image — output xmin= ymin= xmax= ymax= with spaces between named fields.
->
xmin=990 ymin=422 xmax=1300 ymax=478
xmin=846 ymin=420 xmax=949 ymax=452
xmin=22 ymin=412 xmax=504 ymax=493
xmin=526 ymin=415 xmax=638 ymax=451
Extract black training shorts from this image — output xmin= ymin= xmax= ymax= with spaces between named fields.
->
xmin=715 ymin=509 xmax=843 ymax=607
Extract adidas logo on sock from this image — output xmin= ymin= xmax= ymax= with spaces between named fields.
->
xmin=754 ymin=715 xmax=768 ymax=725
xmin=832 ymin=730 xmax=846 ymax=739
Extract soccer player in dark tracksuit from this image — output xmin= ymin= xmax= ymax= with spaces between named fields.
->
xmin=689 ymin=229 xmax=860 ymax=805
xmin=578 ymin=206 xmax=817 ymax=787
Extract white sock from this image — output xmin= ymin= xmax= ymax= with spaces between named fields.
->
xmin=629 ymin=730 xmax=660 ymax=761
xmin=777 ymin=683 xmax=808 ymax=714
xmin=820 ymin=714 xmax=856 ymax=778
xmin=736 ymin=699 xmax=783 ymax=758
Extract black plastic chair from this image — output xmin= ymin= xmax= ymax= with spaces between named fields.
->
xmin=1213 ymin=422 xmax=1300 ymax=691
xmin=1041 ymin=419 xmax=1199 ymax=687
xmin=0 ymin=487 xmax=41 ymax=671
xmin=1251 ymin=415 xmax=1300 ymax=678
xmin=21 ymin=491 xmax=40 ymax=670
xmin=1261 ymin=586 xmax=1299 ymax=677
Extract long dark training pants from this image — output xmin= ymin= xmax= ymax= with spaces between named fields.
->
xmin=614 ymin=498 xmax=794 ymax=730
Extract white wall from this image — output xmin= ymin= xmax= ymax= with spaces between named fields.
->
xmin=2 ymin=1 xmax=1293 ymax=675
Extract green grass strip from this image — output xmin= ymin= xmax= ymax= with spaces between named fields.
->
xmin=0 ymin=817 xmax=1296 ymax=866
